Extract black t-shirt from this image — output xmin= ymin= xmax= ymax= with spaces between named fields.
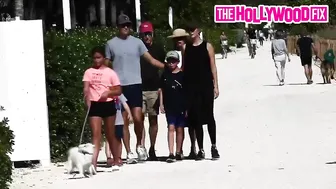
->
xmin=159 ymin=69 xmax=185 ymax=114
xmin=247 ymin=29 xmax=256 ymax=39
xmin=297 ymin=37 xmax=313 ymax=57
xmin=140 ymin=43 xmax=166 ymax=91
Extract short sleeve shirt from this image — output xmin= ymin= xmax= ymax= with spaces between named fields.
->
xmin=105 ymin=36 xmax=148 ymax=86
xmin=82 ymin=66 xmax=120 ymax=102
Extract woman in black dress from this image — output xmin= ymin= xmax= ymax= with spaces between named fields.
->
xmin=182 ymin=23 xmax=220 ymax=160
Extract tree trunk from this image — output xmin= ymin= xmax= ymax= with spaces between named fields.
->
xmin=110 ymin=0 xmax=116 ymax=26
xmin=100 ymin=0 xmax=106 ymax=26
xmin=26 ymin=0 xmax=36 ymax=20
xmin=70 ymin=0 xmax=76 ymax=28
xmin=87 ymin=4 xmax=97 ymax=26
xmin=15 ymin=0 xmax=24 ymax=19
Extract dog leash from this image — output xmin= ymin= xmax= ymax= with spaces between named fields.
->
xmin=79 ymin=107 xmax=90 ymax=146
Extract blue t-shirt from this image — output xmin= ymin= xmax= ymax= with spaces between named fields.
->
xmin=105 ymin=36 xmax=148 ymax=86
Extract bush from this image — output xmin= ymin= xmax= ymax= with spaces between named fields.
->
xmin=45 ymin=27 xmax=236 ymax=160
xmin=0 ymin=106 xmax=15 ymax=189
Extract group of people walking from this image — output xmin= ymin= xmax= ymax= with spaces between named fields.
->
xmin=271 ymin=29 xmax=317 ymax=86
xmin=83 ymin=14 xmax=220 ymax=170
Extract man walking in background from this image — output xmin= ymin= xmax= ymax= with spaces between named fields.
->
xmin=105 ymin=14 xmax=165 ymax=163
xmin=139 ymin=21 xmax=166 ymax=161
xmin=296 ymin=31 xmax=316 ymax=84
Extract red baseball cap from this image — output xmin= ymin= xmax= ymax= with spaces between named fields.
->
xmin=139 ymin=22 xmax=153 ymax=33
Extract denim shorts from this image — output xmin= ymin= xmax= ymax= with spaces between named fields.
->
xmin=166 ymin=112 xmax=186 ymax=127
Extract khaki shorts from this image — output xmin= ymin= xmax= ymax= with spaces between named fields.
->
xmin=142 ymin=91 xmax=159 ymax=116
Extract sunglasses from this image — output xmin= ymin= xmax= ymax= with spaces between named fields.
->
xmin=119 ymin=23 xmax=131 ymax=28
xmin=140 ymin=32 xmax=153 ymax=37
xmin=166 ymin=59 xmax=179 ymax=64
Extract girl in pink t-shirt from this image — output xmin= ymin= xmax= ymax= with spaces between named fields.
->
xmin=83 ymin=46 xmax=122 ymax=169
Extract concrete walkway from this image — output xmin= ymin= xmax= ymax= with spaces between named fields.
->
xmin=10 ymin=41 xmax=336 ymax=189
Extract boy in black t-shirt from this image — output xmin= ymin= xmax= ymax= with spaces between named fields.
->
xmin=159 ymin=51 xmax=185 ymax=163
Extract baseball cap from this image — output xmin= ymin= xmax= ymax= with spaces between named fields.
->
xmin=118 ymin=14 xmax=132 ymax=25
xmin=166 ymin=51 xmax=180 ymax=61
xmin=139 ymin=22 xmax=153 ymax=33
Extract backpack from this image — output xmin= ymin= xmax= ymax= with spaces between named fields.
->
xmin=324 ymin=49 xmax=335 ymax=64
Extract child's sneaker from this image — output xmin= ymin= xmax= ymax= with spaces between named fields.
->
xmin=126 ymin=152 xmax=138 ymax=164
xmin=136 ymin=146 xmax=147 ymax=161
xmin=195 ymin=149 xmax=205 ymax=161
xmin=166 ymin=154 xmax=176 ymax=163
xmin=211 ymin=146 xmax=220 ymax=160
xmin=176 ymin=152 xmax=183 ymax=161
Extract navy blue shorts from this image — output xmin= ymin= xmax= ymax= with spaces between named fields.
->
xmin=115 ymin=125 xmax=123 ymax=139
xmin=166 ymin=113 xmax=186 ymax=127
xmin=122 ymin=84 xmax=143 ymax=109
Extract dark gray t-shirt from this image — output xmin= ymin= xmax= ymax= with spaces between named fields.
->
xmin=105 ymin=36 xmax=148 ymax=86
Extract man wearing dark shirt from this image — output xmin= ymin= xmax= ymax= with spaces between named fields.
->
xmin=139 ymin=21 xmax=166 ymax=160
xmin=296 ymin=32 xmax=316 ymax=84
xmin=247 ymin=28 xmax=257 ymax=39
xmin=247 ymin=26 xmax=257 ymax=57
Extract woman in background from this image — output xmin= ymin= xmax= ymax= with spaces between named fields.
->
xmin=271 ymin=30 xmax=291 ymax=86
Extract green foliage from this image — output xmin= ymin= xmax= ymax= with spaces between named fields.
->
xmin=283 ymin=0 xmax=336 ymax=35
xmin=203 ymin=28 xmax=237 ymax=53
xmin=316 ymin=27 xmax=336 ymax=40
xmin=0 ymin=106 xmax=15 ymax=189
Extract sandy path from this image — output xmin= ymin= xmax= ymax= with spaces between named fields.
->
xmin=10 ymin=41 xmax=336 ymax=189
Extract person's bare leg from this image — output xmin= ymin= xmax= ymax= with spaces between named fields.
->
xmin=176 ymin=127 xmax=184 ymax=154
xmin=304 ymin=65 xmax=310 ymax=82
xmin=142 ymin=129 xmax=146 ymax=146
xmin=168 ymin=125 xmax=175 ymax=155
xmin=89 ymin=117 xmax=102 ymax=169
xmin=122 ymin=111 xmax=131 ymax=153
xmin=131 ymin=107 xmax=144 ymax=147
xmin=104 ymin=116 xmax=117 ymax=165
xmin=148 ymin=115 xmax=158 ymax=149
xmin=309 ymin=65 xmax=313 ymax=81
xmin=105 ymin=141 xmax=113 ymax=166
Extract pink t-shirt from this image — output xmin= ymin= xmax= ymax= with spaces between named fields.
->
xmin=83 ymin=66 xmax=121 ymax=102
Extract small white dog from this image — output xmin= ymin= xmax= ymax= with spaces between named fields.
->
xmin=67 ymin=143 xmax=96 ymax=177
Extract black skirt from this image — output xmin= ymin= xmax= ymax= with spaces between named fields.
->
xmin=186 ymin=87 xmax=214 ymax=125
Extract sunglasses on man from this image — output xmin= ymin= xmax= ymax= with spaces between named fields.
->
xmin=140 ymin=32 xmax=153 ymax=37
xmin=119 ymin=23 xmax=131 ymax=28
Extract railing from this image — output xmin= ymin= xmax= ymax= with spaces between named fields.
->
xmin=287 ymin=36 xmax=336 ymax=68
xmin=287 ymin=36 xmax=336 ymax=60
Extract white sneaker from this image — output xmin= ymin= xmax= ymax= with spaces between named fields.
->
xmin=136 ymin=146 xmax=147 ymax=161
xmin=126 ymin=152 xmax=138 ymax=164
